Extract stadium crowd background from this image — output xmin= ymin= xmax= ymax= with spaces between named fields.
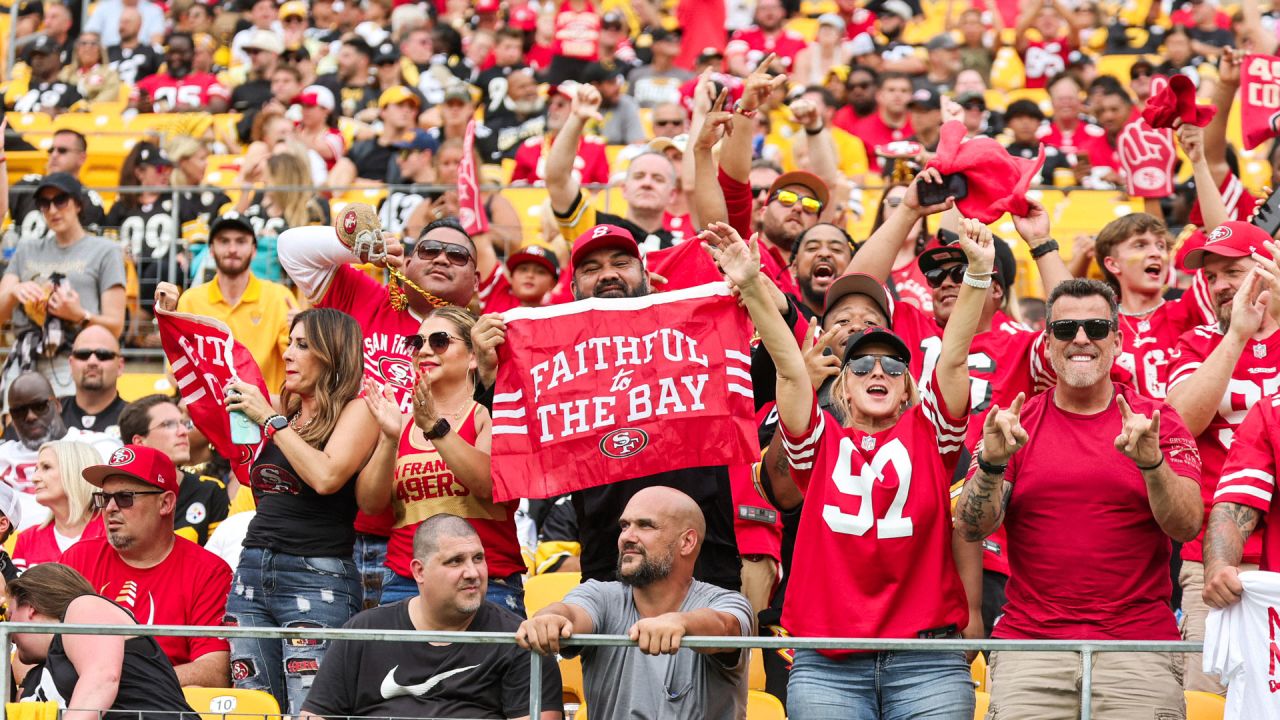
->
xmin=1 ymin=0 xmax=1280 ymax=717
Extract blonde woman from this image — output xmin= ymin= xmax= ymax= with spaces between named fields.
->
xmin=59 ymin=32 xmax=121 ymax=104
xmin=12 ymin=441 xmax=105 ymax=571
xmin=168 ymin=135 xmax=230 ymax=223
xmin=235 ymin=152 xmax=328 ymax=282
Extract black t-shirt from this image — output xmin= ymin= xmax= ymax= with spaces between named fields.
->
xmin=104 ymin=197 xmax=199 ymax=293
xmin=176 ymin=470 xmax=230 ymax=546
xmin=107 ymin=44 xmax=163 ymax=87
xmin=61 ymin=394 xmax=127 ymax=436
xmin=349 ymin=138 xmax=398 ymax=181
xmin=177 ymin=188 xmax=232 ymax=226
xmin=554 ymin=192 xmax=677 ymax=251
xmin=426 ymin=124 xmax=502 ymax=165
xmin=573 ymin=467 xmax=741 ymax=592
xmin=315 ymin=73 xmax=380 ymax=118
xmin=1188 ymin=26 xmax=1235 ymax=49
xmin=476 ymin=63 xmax=524 ymax=116
xmin=245 ymin=437 xmax=359 ymax=556
xmin=1008 ymin=140 xmax=1070 ymax=184
xmin=377 ymin=188 xmax=432 ymax=235
xmin=9 ymin=174 xmax=107 ymax=244
xmin=302 ymin=599 xmax=563 ymax=719
xmin=485 ymin=111 xmax=547 ymax=158
xmin=9 ymin=80 xmax=82 ymax=112
xmin=230 ymin=78 xmax=273 ymax=113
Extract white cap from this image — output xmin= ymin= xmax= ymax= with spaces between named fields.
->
xmin=648 ymin=133 xmax=688 ymax=155
xmin=0 ymin=482 xmax=22 ymax=529
xmin=242 ymin=28 xmax=285 ymax=55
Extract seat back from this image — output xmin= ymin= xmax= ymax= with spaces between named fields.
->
xmin=182 ymin=687 xmax=283 ymax=720
xmin=1184 ymin=690 xmax=1225 ymax=720
xmin=523 ymin=571 xmax=582 ymax=615
xmin=746 ymin=690 xmax=786 ymax=720
xmin=4 ymin=701 xmax=59 ymax=720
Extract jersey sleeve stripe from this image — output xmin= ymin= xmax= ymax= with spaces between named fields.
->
xmin=1221 ymin=469 xmax=1276 ymax=487
xmin=782 ymin=406 xmax=824 ymax=470
xmin=1214 ymin=485 xmax=1273 ymax=503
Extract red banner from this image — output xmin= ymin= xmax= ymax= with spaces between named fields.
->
xmin=156 ymin=307 xmax=269 ymax=486
xmin=1241 ymin=53 xmax=1280 ymax=151
xmin=457 ymin=119 xmax=490 ymax=235
xmin=490 ymin=283 xmax=760 ymax=502
xmin=1118 ymin=117 xmax=1175 ymax=198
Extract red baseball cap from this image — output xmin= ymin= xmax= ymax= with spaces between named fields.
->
xmin=83 ymin=444 xmax=180 ymax=494
xmin=1183 ymin=221 xmax=1272 ymax=269
xmin=507 ymin=243 xmax=560 ymax=277
xmin=509 ymin=5 xmax=537 ymax=31
xmin=572 ymin=224 xmax=641 ymax=270
xmin=475 ymin=0 xmax=499 ymax=12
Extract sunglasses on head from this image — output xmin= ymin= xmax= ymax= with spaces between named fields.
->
xmin=923 ymin=264 xmax=967 ymax=288
xmin=846 ymin=354 xmax=908 ymax=377
xmin=10 ymin=399 xmax=51 ymax=418
xmin=403 ymin=330 xmax=464 ymax=354
xmin=413 ymin=239 xmax=474 ymax=266
xmin=1048 ymin=318 xmax=1116 ymax=341
xmin=91 ymin=490 xmax=164 ymax=510
xmin=35 ymin=193 xmax=73 ymax=211
xmin=771 ymin=189 xmax=823 ymax=215
xmin=71 ymin=348 xmax=119 ymax=361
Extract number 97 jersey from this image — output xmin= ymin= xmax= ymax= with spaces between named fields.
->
xmin=778 ymin=374 xmax=971 ymax=655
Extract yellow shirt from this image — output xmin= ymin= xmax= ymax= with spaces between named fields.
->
xmin=176 ymin=273 xmax=296 ymax=393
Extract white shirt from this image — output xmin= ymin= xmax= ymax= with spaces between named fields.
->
xmin=1205 ymin=570 xmax=1280 ymax=719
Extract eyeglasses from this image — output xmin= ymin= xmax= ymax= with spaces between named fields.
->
xmin=751 ymin=185 xmax=771 ymax=198
xmin=35 ymin=193 xmax=73 ymax=211
xmin=770 ymin=189 xmax=823 ymax=215
xmin=653 ymin=118 xmax=684 ymax=127
xmin=413 ymin=239 xmax=474 ymax=266
xmin=49 ymin=146 xmax=77 ymax=155
xmin=71 ymin=348 xmax=118 ymax=361
xmin=846 ymin=354 xmax=908 ymax=377
xmin=403 ymin=331 xmax=465 ymax=354
xmin=91 ymin=490 xmax=165 ymax=510
xmin=10 ymin=399 xmax=51 ymax=418
xmin=1048 ymin=318 xmax=1116 ymax=341
xmin=148 ymin=418 xmax=194 ymax=433
xmin=923 ymin=264 xmax=967 ymax=288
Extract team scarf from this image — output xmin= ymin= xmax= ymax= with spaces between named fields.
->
xmin=490 ymin=283 xmax=760 ymax=502
xmin=1241 ymin=53 xmax=1280 ymax=151
xmin=457 ymin=119 xmax=490 ymax=235
xmin=155 ymin=306 xmax=269 ymax=486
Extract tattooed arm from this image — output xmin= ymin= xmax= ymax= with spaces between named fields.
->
xmin=954 ymin=394 xmax=1029 ymax=542
xmin=1202 ymin=502 xmax=1261 ymax=608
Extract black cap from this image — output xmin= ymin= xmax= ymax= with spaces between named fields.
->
xmin=35 ymin=172 xmax=83 ymax=200
xmin=209 ymin=212 xmax=256 ymax=240
xmin=1005 ymin=99 xmax=1045 ymax=121
xmin=843 ymin=326 xmax=913 ymax=366
xmin=583 ymin=62 xmax=623 ymax=84
xmin=393 ymin=128 xmax=439 ymax=152
xmin=373 ymin=41 xmax=399 ymax=64
xmin=918 ymin=235 xmax=1016 ymax=291
xmin=29 ymin=34 xmax=58 ymax=56
xmin=136 ymin=143 xmax=173 ymax=167
xmin=955 ymin=91 xmax=985 ymax=109
xmin=650 ymin=27 xmax=682 ymax=43
xmin=908 ymin=86 xmax=941 ymax=111
xmin=17 ymin=0 xmax=42 ymax=18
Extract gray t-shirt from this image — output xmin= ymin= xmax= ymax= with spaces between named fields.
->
xmin=5 ymin=234 xmax=126 ymax=337
xmin=563 ymin=579 xmax=753 ymax=720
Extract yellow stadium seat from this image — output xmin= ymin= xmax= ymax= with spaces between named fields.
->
xmin=1054 ymin=190 xmax=1142 ymax=238
xmin=183 ymin=687 xmax=282 ymax=720
xmin=747 ymin=690 xmax=786 ymax=720
xmin=524 ymin=571 xmax=582 ymax=615
xmin=749 ymin=648 xmax=767 ymax=691
xmin=501 ymin=186 xmax=550 ymax=238
xmin=974 ymin=690 xmax=990 ymax=720
xmin=1097 ymin=53 xmax=1143 ymax=82
xmin=6 ymin=150 xmax=47 ymax=179
xmin=970 ymin=652 xmax=987 ymax=692
xmin=983 ymin=89 xmax=1009 ymax=113
xmin=561 ymin=656 xmax=586 ymax=705
xmin=5 ymin=701 xmax=59 ymax=720
xmin=786 ymin=17 xmax=820 ymax=41
xmin=1185 ymin=690 xmax=1225 ymax=720
xmin=119 ymin=372 xmax=175 ymax=401
xmin=990 ymin=47 xmax=1026 ymax=92
xmin=902 ymin=16 xmax=949 ymax=46
xmin=10 ymin=112 xmax=51 ymax=134
xmin=847 ymin=186 xmax=883 ymax=243
xmin=592 ymin=186 xmax=628 ymax=216
xmin=501 ymin=157 xmax=517 ymax=184
xmin=52 ymin=113 xmax=117 ymax=133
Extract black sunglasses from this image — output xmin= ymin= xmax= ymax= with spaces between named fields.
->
xmin=751 ymin=185 xmax=771 ymax=198
xmin=72 ymin=348 xmax=119 ymax=361
xmin=1048 ymin=318 xmax=1116 ymax=341
xmin=923 ymin=264 xmax=967 ymax=289
xmin=847 ymin=354 xmax=908 ymax=377
xmin=413 ymin=239 xmax=474 ymax=266
xmin=35 ymin=193 xmax=73 ymax=211
xmin=10 ymin=399 xmax=51 ymax=418
xmin=91 ymin=490 xmax=164 ymax=509
xmin=403 ymin=330 xmax=464 ymax=354
xmin=653 ymin=118 xmax=684 ymax=126
xmin=847 ymin=81 xmax=874 ymax=89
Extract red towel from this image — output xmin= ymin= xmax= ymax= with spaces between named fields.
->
xmin=1141 ymin=74 xmax=1216 ymax=129
xmin=925 ymin=121 xmax=1043 ymax=224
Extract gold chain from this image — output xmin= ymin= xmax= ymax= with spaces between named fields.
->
xmin=387 ymin=268 xmax=450 ymax=311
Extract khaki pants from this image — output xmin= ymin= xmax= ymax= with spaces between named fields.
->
xmin=986 ymin=650 xmax=1184 ymax=720
xmin=1179 ymin=559 xmax=1258 ymax=694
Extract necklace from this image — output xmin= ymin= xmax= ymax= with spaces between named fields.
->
xmin=289 ymin=412 xmax=316 ymax=432
xmin=1118 ymin=298 xmax=1165 ymax=317
xmin=388 ymin=269 xmax=450 ymax=311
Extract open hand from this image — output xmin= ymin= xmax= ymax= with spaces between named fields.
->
xmin=700 ymin=222 xmax=759 ymax=288
xmin=362 ymin=377 xmax=404 ymax=439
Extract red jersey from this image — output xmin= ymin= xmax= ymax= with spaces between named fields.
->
xmin=1019 ymin=38 xmax=1072 ymax=89
xmin=386 ymin=405 xmax=524 ymax=579
xmin=728 ymin=27 xmax=808 ymax=70
xmin=890 ymin=262 xmax=933 ymax=314
xmin=1036 ymin=120 xmax=1113 ymax=168
xmin=662 ymin=211 xmax=693 ymax=247
xmin=61 ymin=536 xmax=232 ymax=664
xmin=1189 ymin=171 xmax=1258 ymax=227
xmin=1215 ymin=396 xmax=1280 ymax=572
xmin=477 ymin=265 xmax=571 ymax=314
xmin=1115 ymin=280 xmax=1215 ymax=399
xmin=133 ymin=72 xmax=229 ymax=109
xmin=511 ymin=135 xmax=610 ymax=187
xmin=12 ymin=516 xmax=106 ymax=571
xmin=1168 ymin=324 xmax=1280 ymax=564
xmin=845 ymin=112 xmax=913 ymax=173
xmin=779 ymin=374 xmax=970 ymax=654
xmin=842 ymin=8 xmax=877 ymax=40
xmin=552 ymin=0 xmax=600 ymax=60
xmin=988 ymin=384 xmax=1201 ymax=640
xmin=526 ymin=43 xmax=555 ymax=72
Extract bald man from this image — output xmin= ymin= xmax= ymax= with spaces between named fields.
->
xmin=62 ymin=325 xmax=127 ymax=436
xmin=517 ymin=487 xmax=754 ymax=720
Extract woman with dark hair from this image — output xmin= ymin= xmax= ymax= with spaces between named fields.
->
xmin=11 ymin=563 xmax=196 ymax=717
xmin=871 ymin=181 xmax=934 ymax=312
xmin=222 ymin=307 xmax=380 ymax=714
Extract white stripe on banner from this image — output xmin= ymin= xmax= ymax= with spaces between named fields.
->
xmin=501 ymin=282 xmax=733 ymax=322
xmin=185 ymin=388 xmax=207 ymax=404
xmin=491 ymin=425 xmax=529 ymax=435
xmin=728 ymin=383 xmax=754 ymax=398
xmin=725 ymin=349 xmax=751 ymax=365
xmin=175 ymin=372 xmax=196 ymax=388
xmin=726 ymin=366 xmax=752 ymax=381
xmin=493 ymin=391 xmax=524 ymax=404
xmin=172 ymin=357 xmax=189 ymax=372
xmin=492 ymin=408 xmax=527 ymax=419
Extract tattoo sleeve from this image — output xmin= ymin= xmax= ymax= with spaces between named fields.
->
xmin=1203 ymin=502 xmax=1261 ymax=575
xmin=954 ymin=469 xmax=1010 ymax=542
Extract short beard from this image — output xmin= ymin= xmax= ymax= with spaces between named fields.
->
xmin=851 ymin=97 xmax=876 ymax=116
xmin=763 ymin=215 xmax=800 ymax=253
xmin=799 ymin=277 xmax=824 ymax=310
xmin=107 ymin=531 xmax=134 ymax=551
xmin=617 ymin=550 xmax=673 ymax=589
xmin=79 ymin=375 xmax=105 ymax=392
xmin=1051 ymin=356 xmax=1109 ymax=389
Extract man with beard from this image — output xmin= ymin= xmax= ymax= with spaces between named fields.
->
xmin=130 ymin=32 xmax=229 ymax=113
xmin=790 ymin=223 xmax=856 ymax=317
xmin=61 ymin=326 xmax=126 ymax=436
xmin=107 ymin=6 xmax=163 ymax=86
xmin=63 ymin=444 xmax=232 ymax=687
xmin=1165 ymin=222 xmax=1280 ymax=694
xmin=4 ymin=129 xmax=106 ymax=246
xmin=301 ymin=515 xmax=562 ymax=720
xmin=955 ymin=278 xmax=1202 ymax=719
xmin=512 ymin=82 xmax=610 ymax=187
xmin=487 ymin=68 xmax=548 ymax=158
xmin=8 ymin=35 xmax=82 ymax=114
xmin=832 ymin=66 xmax=880 ymax=137
xmin=0 ymin=373 xmax=120 ymax=529
xmin=315 ymin=36 xmax=380 ymax=119
xmin=517 ymin=486 xmax=752 ymax=720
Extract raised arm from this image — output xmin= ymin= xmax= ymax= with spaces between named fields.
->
xmin=1203 ymin=47 xmax=1241 ymax=186
xmin=355 ymin=379 xmax=404 ymax=515
xmin=278 ymin=225 xmax=406 ymax=303
xmin=1115 ymin=394 xmax=1203 ymax=542
xmin=1178 ymin=121 xmax=1229 ymax=230
xmin=691 ymin=90 xmax=733 ymax=227
xmin=954 ymin=392 xmax=1027 ymax=540
xmin=935 ymin=218 xmax=993 ymax=418
xmin=1013 ymin=197 xmax=1072 ymax=293
xmin=546 ymin=84 xmax=599 ymax=215
xmin=846 ymin=169 xmax=954 ymax=283
xmin=723 ymin=54 xmax=787 ymax=183
xmin=789 ymin=98 xmax=840 ymax=209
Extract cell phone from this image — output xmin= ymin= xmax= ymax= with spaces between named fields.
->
xmin=1252 ymin=186 xmax=1280 ymax=239
xmin=229 ymin=409 xmax=262 ymax=445
xmin=917 ymin=173 xmax=969 ymax=206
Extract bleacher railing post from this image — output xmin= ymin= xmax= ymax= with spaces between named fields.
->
xmin=529 ymin=648 xmax=542 ymax=718
xmin=1080 ymin=647 xmax=1094 ymax=720
xmin=169 ymin=185 xmax=181 ymax=309
xmin=0 ymin=624 xmax=10 ymax=705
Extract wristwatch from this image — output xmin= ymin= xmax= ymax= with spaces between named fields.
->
xmin=423 ymin=417 xmax=451 ymax=440
xmin=263 ymin=414 xmax=289 ymax=441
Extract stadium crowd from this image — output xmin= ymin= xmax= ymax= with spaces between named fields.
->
xmin=2 ymin=0 xmax=1280 ymax=717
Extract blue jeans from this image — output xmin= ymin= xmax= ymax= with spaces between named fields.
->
xmin=380 ymin=570 xmax=528 ymax=617
xmin=226 ymin=547 xmax=361 ymax=715
xmin=352 ymin=533 xmax=395 ymax=609
xmin=787 ymin=648 xmax=975 ymax=720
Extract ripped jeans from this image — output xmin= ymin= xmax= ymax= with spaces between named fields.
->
xmin=226 ymin=547 xmax=361 ymax=714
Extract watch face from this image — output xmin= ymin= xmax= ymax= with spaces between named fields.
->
xmin=269 ymin=416 xmax=289 ymax=430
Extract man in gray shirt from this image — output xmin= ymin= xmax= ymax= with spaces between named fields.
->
xmin=517 ymin=487 xmax=753 ymax=720
xmin=582 ymin=62 xmax=647 ymax=146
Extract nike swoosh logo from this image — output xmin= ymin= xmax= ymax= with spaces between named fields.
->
xmin=380 ymin=664 xmax=479 ymax=699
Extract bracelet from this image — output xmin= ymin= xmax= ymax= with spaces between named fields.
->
xmin=733 ymin=100 xmax=758 ymax=119
xmin=1136 ymin=455 xmax=1165 ymax=472
xmin=804 ymin=123 xmax=825 ymax=136
xmin=1030 ymin=239 xmax=1060 ymax=259
xmin=963 ymin=273 xmax=993 ymax=289
xmin=977 ymin=455 xmax=1007 ymax=475
xmin=964 ymin=269 xmax=997 ymax=277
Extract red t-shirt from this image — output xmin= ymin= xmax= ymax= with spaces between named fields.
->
xmin=846 ymin=112 xmax=913 ymax=173
xmin=988 ymin=384 xmax=1201 ymax=640
xmin=552 ymin=0 xmax=600 ymax=60
xmin=890 ymin=262 xmax=933 ymax=314
xmin=1215 ymin=396 xmax=1280 ymax=572
xmin=728 ymin=26 xmax=808 ymax=70
xmin=133 ymin=72 xmax=230 ymax=108
xmin=511 ymin=136 xmax=611 ymax=187
xmin=1019 ymin=38 xmax=1072 ymax=89
xmin=1037 ymin=120 xmax=1113 ymax=168
xmin=1189 ymin=171 xmax=1258 ymax=227
xmin=662 ymin=211 xmax=694 ymax=247
xmin=12 ymin=516 xmax=106 ymax=571
xmin=61 ymin=536 xmax=232 ymax=665
xmin=1114 ymin=279 xmax=1215 ymax=399
xmin=1168 ymin=324 xmax=1280 ymax=564
xmin=386 ymin=405 xmax=524 ymax=579
xmin=779 ymin=373 xmax=970 ymax=654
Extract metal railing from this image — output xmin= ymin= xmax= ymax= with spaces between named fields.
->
xmin=0 ymin=622 xmax=1203 ymax=720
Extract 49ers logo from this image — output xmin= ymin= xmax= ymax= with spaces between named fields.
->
xmin=109 ymin=447 xmax=136 ymax=466
xmin=600 ymin=428 xmax=648 ymax=459
xmin=342 ymin=208 xmax=359 ymax=235
xmin=250 ymin=463 xmax=302 ymax=494
xmin=378 ymin=356 xmax=415 ymax=389
xmin=1208 ymin=225 xmax=1232 ymax=243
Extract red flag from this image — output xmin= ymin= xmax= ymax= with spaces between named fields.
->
xmin=490 ymin=283 xmax=760 ymax=502
xmin=457 ymin=119 xmax=490 ymax=235
xmin=1241 ymin=53 xmax=1280 ymax=150
xmin=155 ymin=307 xmax=270 ymax=487
xmin=647 ymin=236 xmax=799 ymax=296
xmin=1118 ymin=118 xmax=1175 ymax=198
